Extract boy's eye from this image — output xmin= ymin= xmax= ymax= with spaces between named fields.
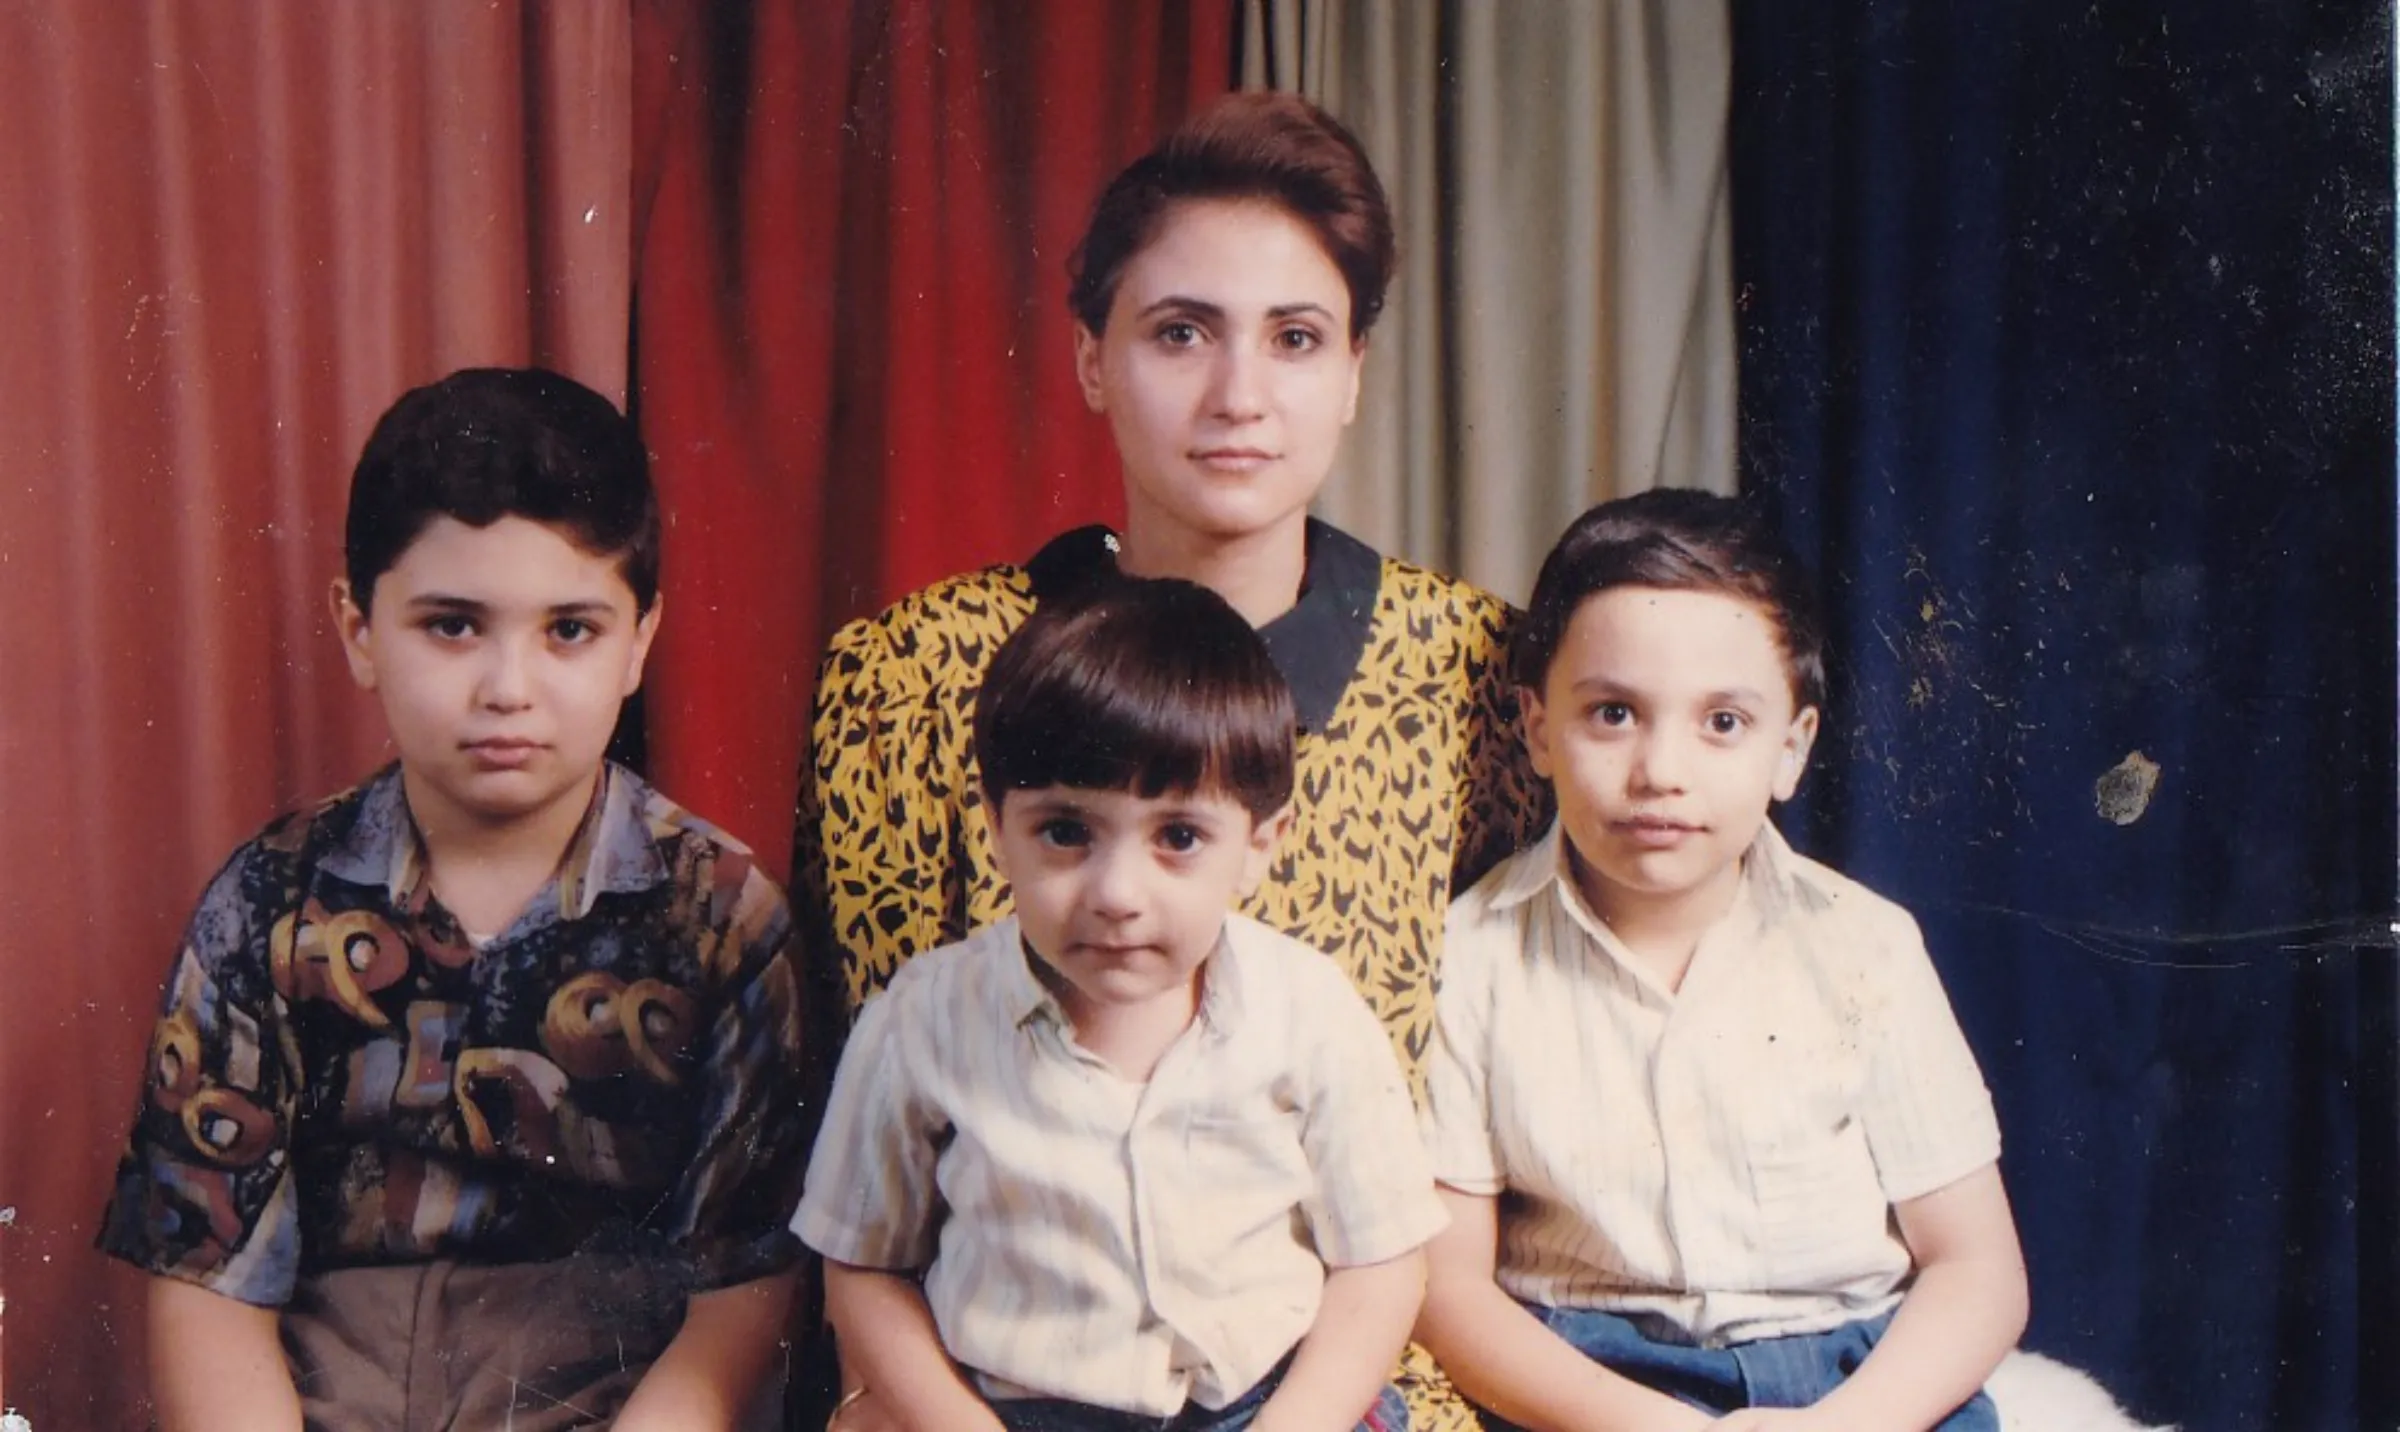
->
xmin=1035 ymin=818 xmax=1091 ymax=850
xmin=425 ymin=615 xmax=476 ymax=640
xmin=551 ymin=617 xmax=596 ymax=644
xmin=1706 ymin=710 xmax=1748 ymax=736
xmin=1156 ymin=822 xmax=1204 ymax=854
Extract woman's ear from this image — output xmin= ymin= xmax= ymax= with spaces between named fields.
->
xmin=1340 ymin=335 xmax=1367 ymax=425
xmin=1073 ymin=324 xmax=1108 ymax=412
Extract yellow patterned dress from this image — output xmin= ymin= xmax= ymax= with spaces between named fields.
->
xmin=794 ymin=519 xmax=1549 ymax=1432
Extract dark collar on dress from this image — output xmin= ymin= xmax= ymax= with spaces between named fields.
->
xmin=1024 ymin=517 xmax=1380 ymax=733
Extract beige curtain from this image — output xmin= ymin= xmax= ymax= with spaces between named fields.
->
xmin=1240 ymin=0 xmax=1735 ymax=604
xmin=0 ymin=4 xmax=629 ymax=1425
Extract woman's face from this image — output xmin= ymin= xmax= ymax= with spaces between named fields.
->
xmin=1075 ymin=197 xmax=1364 ymax=554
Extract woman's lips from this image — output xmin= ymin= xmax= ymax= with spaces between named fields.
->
xmin=1190 ymin=447 xmax=1276 ymax=473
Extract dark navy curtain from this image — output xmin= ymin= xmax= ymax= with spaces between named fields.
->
xmin=1731 ymin=5 xmax=2394 ymax=1431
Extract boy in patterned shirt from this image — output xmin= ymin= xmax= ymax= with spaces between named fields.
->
xmin=101 ymin=368 xmax=806 ymax=1431
xmin=796 ymin=578 xmax=1444 ymax=1432
xmin=1416 ymin=491 xmax=2028 ymax=1432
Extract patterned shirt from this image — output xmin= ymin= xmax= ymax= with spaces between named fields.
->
xmin=101 ymin=762 xmax=807 ymax=1305
xmin=1422 ymin=820 xmax=2002 ymax=1347
xmin=796 ymin=914 xmax=1447 ymax=1416
xmin=793 ymin=520 xmax=1547 ymax=1432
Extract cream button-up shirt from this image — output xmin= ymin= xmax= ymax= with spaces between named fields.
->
xmin=797 ymin=913 xmax=1446 ymax=1415
xmin=1422 ymin=820 xmax=2001 ymax=1347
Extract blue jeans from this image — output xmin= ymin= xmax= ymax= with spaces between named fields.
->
xmin=1517 ymin=1305 xmax=1997 ymax=1431
xmin=986 ymin=1355 xmax=1410 ymax=1432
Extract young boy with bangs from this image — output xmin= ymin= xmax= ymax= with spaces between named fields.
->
xmin=101 ymin=368 xmax=806 ymax=1431
xmin=1415 ymin=491 xmax=2028 ymax=1432
xmin=795 ymin=577 xmax=1444 ymax=1432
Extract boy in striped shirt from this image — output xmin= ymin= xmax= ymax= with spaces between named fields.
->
xmin=1416 ymin=492 xmax=2028 ymax=1432
xmin=796 ymin=578 xmax=1443 ymax=1432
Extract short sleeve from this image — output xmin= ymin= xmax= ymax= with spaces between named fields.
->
xmin=97 ymin=849 xmax=304 ymax=1305
xmin=790 ymin=974 xmax=947 ymax=1270
xmin=1419 ymin=893 xmax=1509 ymax=1196
xmin=1854 ymin=905 xmax=2003 ymax=1202
xmin=661 ymin=860 xmax=810 ymax=1289
xmin=1296 ymin=960 xmax=1449 ymax=1267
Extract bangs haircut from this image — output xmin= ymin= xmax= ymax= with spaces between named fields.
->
xmin=1514 ymin=488 xmax=1827 ymax=712
xmin=1066 ymin=90 xmax=1396 ymax=343
xmin=345 ymin=367 xmax=660 ymax=615
xmin=976 ymin=578 xmax=1296 ymax=821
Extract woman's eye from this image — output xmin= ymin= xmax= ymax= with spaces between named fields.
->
xmin=1156 ymin=320 xmax=1203 ymax=347
xmin=1592 ymin=702 xmax=1634 ymax=727
xmin=1707 ymin=710 xmax=1748 ymax=736
xmin=1274 ymin=325 xmax=1323 ymax=353
xmin=552 ymin=618 xmax=594 ymax=644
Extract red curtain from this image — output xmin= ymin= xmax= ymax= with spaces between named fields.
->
xmin=634 ymin=0 xmax=1235 ymax=879
xmin=3 ymin=2 xmax=1235 ymax=1423
xmin=0 ymin=4 xmax=630 ymax=1425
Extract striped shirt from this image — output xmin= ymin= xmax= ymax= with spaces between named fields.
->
xmin=1422 ymin=820 xmax=2001 ymax=1347
xmin=796 ymin=913 xmax=1447 ymax=1415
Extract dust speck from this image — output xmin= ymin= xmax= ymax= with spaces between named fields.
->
xmin=2094 ymin=751 xmax=2163 ymax=825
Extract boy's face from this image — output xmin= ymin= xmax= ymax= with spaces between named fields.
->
xmin=1522 ymin=585 xmax=1818 ymax=934
xmin=332 ymin=515 xmax=659 ymax=844
xmin=989 ymin=782 xmax=1288 ymax=1023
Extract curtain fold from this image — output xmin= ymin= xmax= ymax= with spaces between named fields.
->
xmin=632 ymin=0 xmax=1234 ymax=878
xmin=1731 ymin=7 xmax=2393 ymax=1429
xmin=0 ymin=5 xmax=630 ymax=1424
xmin=1240 ymin=0 xmax=1735 ymax=603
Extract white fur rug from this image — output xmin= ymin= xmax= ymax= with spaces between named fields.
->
xmin=1988 ymin=1350 xmax=2175 ymax=1432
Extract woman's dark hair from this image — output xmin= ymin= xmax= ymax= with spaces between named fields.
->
xmin=344 ymin=367 xmax=659 ymax=614
xmin=1066 ymin=91 xmax=1396 ymax=343
xmin=976 ymin=577 xmax=1296 ymax=820
xmin=1514 ymin=489 xmax=1827 ymax=711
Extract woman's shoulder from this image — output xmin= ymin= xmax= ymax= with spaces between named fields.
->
xmin=1351 ymin=555 xmax=1520 ymax=704
xmin=1370 ymin=555 xmax=1519 ymax=639
xmin=818 ymin=563 xmax=1039 ymax=694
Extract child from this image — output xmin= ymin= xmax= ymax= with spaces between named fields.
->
xmin=100 ymin=368 xmax=807 ymax=1431
xmin=794 ymin=578 xmax=1445 ymax=1432
xmin=1415 ymin=491 xmax=2028 ymax=1432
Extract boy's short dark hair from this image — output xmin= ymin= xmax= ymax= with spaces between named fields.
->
xmin=1515 ymin=488 xmax=1827 ymax=711
xmin=976 ymin=578 xmax=1296 ymax=821
xmin=344 ymin=367 xmax=660 ymax=614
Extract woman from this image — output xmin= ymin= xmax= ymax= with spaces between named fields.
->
xmin=795 ymin=91 xmax=1547 ymax=1432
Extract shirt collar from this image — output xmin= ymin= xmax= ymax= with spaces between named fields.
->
xmin=1023 ymin=518 xmax=1382 ymax=733
xmin=315 ymin=761 xmax=669 ymax=919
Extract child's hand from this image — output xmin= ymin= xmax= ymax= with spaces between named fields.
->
xmin=1707 ymin=1407 xmax=1844 ymax=1432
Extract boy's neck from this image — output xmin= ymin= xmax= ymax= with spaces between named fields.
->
xmin=1573 ymin=852 xmax=1745 ymax=996
xmin=1116 ymin=515 xmax=1307 ymax=629
xmin=401 ymin=765 xmax=601 ymax=938
xmin=1037 ymin=960 xmax=1205 ymax=1085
